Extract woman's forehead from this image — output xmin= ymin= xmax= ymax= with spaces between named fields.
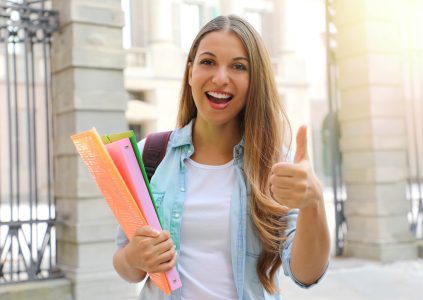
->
xmin=196 ymin=31 xmax=248 ymax=58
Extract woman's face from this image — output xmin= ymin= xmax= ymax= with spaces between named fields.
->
xmin=189 ymin=30 xmax=249 ymax=127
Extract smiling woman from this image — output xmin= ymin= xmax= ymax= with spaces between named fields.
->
xmin=112 ymin=15 xmax=330 ymax=300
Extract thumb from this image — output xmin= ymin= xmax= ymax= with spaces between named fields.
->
xmin=135 ymin=226 xmax=160 ymax=238
xmin=294 ymin=125 xmax=309 ymax=163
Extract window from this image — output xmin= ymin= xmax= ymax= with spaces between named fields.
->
xmin=121 ymin=0 xmax=132 ymax=48
xmin=128 ymin=90 xmax=146 ymax=102
xmin=245 ymin=11 xmax=263 ymax=35
xmin=129 ymin=123 xmax=146 ymax=141
xmin=180 ymin=3 xmax=202 ymax=53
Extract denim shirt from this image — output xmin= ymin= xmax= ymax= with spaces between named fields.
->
xmin=116 ymin=120 xmax=323 ymax=300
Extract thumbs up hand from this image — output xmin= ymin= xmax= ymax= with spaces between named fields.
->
xmin=270 ymin=125 xmax=323 ymax=210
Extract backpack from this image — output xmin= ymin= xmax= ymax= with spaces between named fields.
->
xmin=142 ymin=131 xmax=173 ymax=182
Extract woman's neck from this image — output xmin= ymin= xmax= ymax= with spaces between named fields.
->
xmin=191 ymin=118 xmax=241 ymax=165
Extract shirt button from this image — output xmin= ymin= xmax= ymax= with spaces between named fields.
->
xmin=174 ymin=213 xmax=180 ymax=218
xmin=180 ymin=187 xmax=185 ymax=192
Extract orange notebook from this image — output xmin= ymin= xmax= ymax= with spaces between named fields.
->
xmin=71 ymin=128 xmax=172 ymax=295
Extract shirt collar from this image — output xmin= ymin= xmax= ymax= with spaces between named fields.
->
xmin=170 ymin=119 xmax=195 ymax=148
xmin=171 ymin=118 xmax=245 ymax=159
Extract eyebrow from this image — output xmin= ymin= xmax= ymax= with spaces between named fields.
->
xmin=198 ymin=51 xmax=249 ymax=62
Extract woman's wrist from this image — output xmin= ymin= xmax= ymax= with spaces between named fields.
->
xmin=303 ymin=177 xmax=324 ymax=211
xmin=121 ymin=246 xmax=147 ymax=282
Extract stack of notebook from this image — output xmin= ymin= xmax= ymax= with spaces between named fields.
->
xmin=71 ymin=128 xmax=181 ymax=295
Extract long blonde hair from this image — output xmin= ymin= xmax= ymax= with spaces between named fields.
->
xmin=176 ymin=15 xmax=292 ymax=293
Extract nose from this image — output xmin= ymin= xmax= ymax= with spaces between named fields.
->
xmin=211 ymin=66 xmax=229 ymax=86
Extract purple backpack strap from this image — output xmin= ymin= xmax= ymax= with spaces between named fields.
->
xmin=142 ymin=131 xmax=173 ymax=182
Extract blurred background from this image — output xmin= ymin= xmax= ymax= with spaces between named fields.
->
xmin=0 ymin=0 xmax=422 ymax=299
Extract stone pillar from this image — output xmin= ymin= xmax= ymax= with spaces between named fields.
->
xmin=219 ymin=0 xmax=244 ymax=16
xmin=150 ymin=0 xmax=173 ymax=43
xmin=334 ymin=0 xmax=417 ymax=261
xmin=130 ymin=0 xmax=183 ymax=133
xmin=274 ymin=0 xmax=307 ymax=85
xmin=274 ymin=0 xmax=310 ymax=148
xmin=130 ymin=0 xmax=147 ymax=48
xmin=147 ymin=0 xmax=183 ymax=78
xmin=51 ymin=1 xmax=135 ymax=299
xmin=276 ymin=0 xmax=294 ymax=53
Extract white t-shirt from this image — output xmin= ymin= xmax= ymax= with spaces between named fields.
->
xmin=179 ymin=158 xmax=238 ymax=300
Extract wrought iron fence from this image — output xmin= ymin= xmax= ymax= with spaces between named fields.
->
xmin=0 ymin=0 xmax=60 ymax=283
xmin=401 ymin=0 xmax=423 ymax=240
xmin=324 ymin=0 xmax=346 ymax=256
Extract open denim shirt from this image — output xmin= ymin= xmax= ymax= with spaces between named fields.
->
xmin=116 ymin=120 xmax=326 ymax=300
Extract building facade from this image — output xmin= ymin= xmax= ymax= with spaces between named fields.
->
xmin=1 ymin=0 xmax=423 ymax=299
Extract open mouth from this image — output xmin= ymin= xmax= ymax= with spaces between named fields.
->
xmin=205 ymin=91 xmax=234 ymax=104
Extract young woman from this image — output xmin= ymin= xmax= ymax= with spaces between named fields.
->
xmin=113 ymin=15 xmax=330 ymax=300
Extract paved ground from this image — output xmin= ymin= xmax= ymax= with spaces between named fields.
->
xmin=281 ymin=257 xmax=423 ymax=300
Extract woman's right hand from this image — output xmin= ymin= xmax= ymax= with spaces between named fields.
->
xmin=123 ymin=226 xmax=177 ymax=274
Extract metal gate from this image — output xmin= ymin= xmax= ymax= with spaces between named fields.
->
xmin=0 ymin=0 xmax=61 ymax=283
xmin=402 ymin=0 xmax=423 ymax=241
xmin=325 ymin=0 xmax=346 ymax=256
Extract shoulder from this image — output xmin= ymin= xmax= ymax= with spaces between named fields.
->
xmin=137 ymin=131 xmax=175 ymax=156
xmin=137 ymin=137 xmax=147 ymax=154
xmin=137 ymin=120 xmax=194 ymax=155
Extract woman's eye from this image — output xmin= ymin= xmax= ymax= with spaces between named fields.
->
xmin=233 ymin=63 xmax=247 ymax=71
xmin=200 ymin=59 xmax=214 ymax=66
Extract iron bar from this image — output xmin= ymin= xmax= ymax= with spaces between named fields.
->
xmin=325 ymin=0 xmax=345 ymax=256
xmin=417 ymin=19 xmax=423 ymax=238
xmin=11 ymin=36 xmax=18 ymax=282
xmin=23 ymin=16 xmax=35 ymax=271
xmin=402 ymin=0 xmax=423 ymax=239
xmin=30 ymin=34 xmax=40 ymax=269
xmin=0 ymin=219 xmax=56 ymax=226
xmin=42 ymin=28 xmax=54 ymax=272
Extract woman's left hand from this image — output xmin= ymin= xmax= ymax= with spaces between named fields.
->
xmin=269 ymin=125 xmax=323 ymax=210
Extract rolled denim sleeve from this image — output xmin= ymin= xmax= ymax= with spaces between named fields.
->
xmin=115 ymin=224 xmax=129 ymax=249
xmin=280 ymin=209 xmax=328 ymax=288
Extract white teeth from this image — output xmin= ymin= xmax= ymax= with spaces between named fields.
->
xmin=207 ymin=91 xmax=232 ymax=99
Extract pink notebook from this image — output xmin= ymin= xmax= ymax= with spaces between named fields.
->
xmin=106 ymin=138 xmax=182 ymax=291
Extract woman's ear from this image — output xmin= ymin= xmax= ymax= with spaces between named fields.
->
xmin=188 ymin=62 xmax=192 ymax=86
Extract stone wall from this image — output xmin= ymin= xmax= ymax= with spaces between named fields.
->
xmin=51 ymin=0 xmax=137 ymax=299
xmin=334 ymin=0 xmax=417 ymax=261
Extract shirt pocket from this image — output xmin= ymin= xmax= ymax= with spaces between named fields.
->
xmin=246 ymin=213 xmax=262 ymax=256
xmin=244 ymin=254 xmax=265 ymax=300
xmin=151 ymin=192 xmax=166 ymax=229
xmin=245 ymin=252 xmax=260 ymax=285
xmin=151 ymin=192 xmax=165 ymax=209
